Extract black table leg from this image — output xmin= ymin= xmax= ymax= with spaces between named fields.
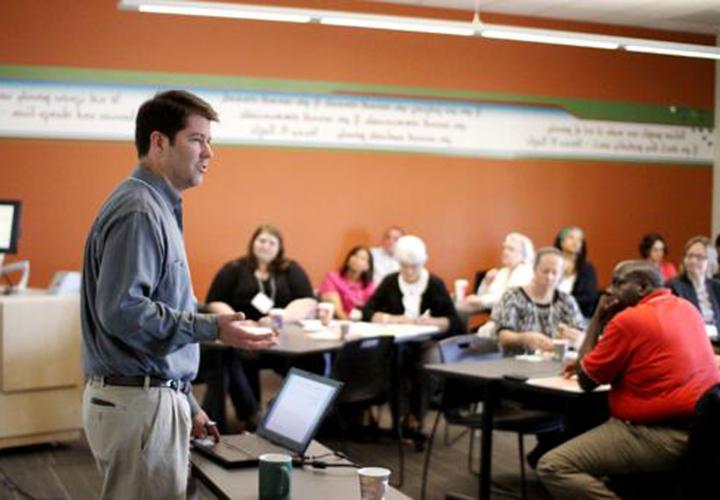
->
xmin=479 ymin=380 xmax=499 ymax=500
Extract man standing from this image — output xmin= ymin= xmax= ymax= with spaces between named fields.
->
xmin=81 ymin=90 xmax=276 ymax=499
xmin=370 ymin=225 xmax=404 ymax=284
xmin=537 ymin=260 xmax=720 ymax=499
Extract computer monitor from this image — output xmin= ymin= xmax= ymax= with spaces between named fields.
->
xmin=0 ymin=200 xmax=21 ymax=254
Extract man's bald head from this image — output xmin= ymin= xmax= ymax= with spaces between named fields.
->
xmin=613 ymin=260 xmax=664 ymax=290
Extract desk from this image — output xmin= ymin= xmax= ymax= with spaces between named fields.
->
xmin=0 ymin=293 xmax=83 ymax=449
xmin=425 ymin=358 xmax=608 ymax=500
xmin=191 ymin=440 xmax=411 ymax=500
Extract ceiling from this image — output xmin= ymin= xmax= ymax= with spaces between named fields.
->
xmin=370 ymin=0 xmax=720 ymax=35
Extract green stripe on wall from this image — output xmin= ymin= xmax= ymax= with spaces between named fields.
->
xmin=0 ymin=64 xmax=712 ymax=127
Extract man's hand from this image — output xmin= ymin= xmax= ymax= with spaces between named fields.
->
xmin=191 ymin=409 xmax=220 ymax=443
xmin=595 ymin=293 xmax=623 ymax=322
xmin=217 ymin=312 xmax=277 ymax=350
xmin=557 ymin=324 xmax=584 ymax=343
xmin=562 ymin=358 xmax=578 ymax=379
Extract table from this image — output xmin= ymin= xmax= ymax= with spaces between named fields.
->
xmin=191 ymin=440 xmax=412 ymax=500
xmin=425 ymin=357 xmax=609 ymax=500
xmin=269 ymin=320 xmax=441 ymax=356
xmin=204 ymin=321 xmax=441 ymax=486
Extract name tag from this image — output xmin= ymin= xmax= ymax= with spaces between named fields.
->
xmin=706 ymin=325 xmax=718 ymax=338
xmin=251 ymin=292 xmax=274 ymax=315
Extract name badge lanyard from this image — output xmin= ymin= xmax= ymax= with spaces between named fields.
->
xmin=257 ymin=275 xmax=277 ymax=305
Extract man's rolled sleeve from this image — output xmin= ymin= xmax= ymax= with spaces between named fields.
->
xmin=194 ymin=313 xmax=218 ymax=342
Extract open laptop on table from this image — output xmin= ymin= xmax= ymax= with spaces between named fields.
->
xmin=192 ymin=368 xmax=342 ymax=468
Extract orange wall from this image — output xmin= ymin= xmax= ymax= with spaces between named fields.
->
xmin=1 ymin=1 xmax=714 ymax=296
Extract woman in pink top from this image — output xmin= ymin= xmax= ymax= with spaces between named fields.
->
xmin=639 ymin=232 xmax=678 ymax=282
xmin=320 ymin=246 xmax=376 ymax=319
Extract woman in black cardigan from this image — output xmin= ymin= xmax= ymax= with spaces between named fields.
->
xmin=667 ymin=236 xmax=720 ymax=334
xmin=363 ymin=235 xmax=461 ymax=448
xmin=203 ymin=224 xmax=314 ymax=432
xmin=554 ymin=226 xmax=598 ymax=318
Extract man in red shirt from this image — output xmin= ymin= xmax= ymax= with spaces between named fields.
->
xmin=537 ymin=260 xmax=720 ymax=499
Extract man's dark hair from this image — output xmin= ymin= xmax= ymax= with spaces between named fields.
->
xmin=134 ymin=90 xmax=218 ymax=158
xmin=638 ymin=232 xmax=668 ymax=259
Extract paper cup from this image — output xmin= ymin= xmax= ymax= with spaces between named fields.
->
xmin=552 ymin=339 xmax=569 ymax=362
xmin=269 ymin=308 xmax=285 ymax=332
xmin=317 ymin=302 xmax=335 ymax=326
xmin=358 ymin=467 xmax=390 ymax=500
xmin=454 ymin=278 xmax=469 ymax=304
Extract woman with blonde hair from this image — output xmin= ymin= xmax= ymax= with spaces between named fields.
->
xmin=464 ymin=232 xmax=535 ymax=311
xmin=667 ymin=236 xmax=720 ymax=335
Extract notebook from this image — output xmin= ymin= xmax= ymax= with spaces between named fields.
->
xmin=192 ymin=367 xmax=342 ymax=468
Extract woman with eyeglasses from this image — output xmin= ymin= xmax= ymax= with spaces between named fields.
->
xmin=667 ymin=236 xmax=720 ymax=335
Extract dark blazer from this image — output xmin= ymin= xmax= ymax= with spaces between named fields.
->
xmin=572 ymin=261 xmax=599 ymax=318
xmin=667 ymin=274 xmax=720 ymax=329
xmin=362 ymin=272 xmax=462 ymax=335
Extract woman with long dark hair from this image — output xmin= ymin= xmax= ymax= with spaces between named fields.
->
xmin=319 ymin=245 xmax=375 ymax=319
xmin=553 ymin=226 xmax=598 ymax=318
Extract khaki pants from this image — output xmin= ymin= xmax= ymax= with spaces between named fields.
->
xmin=537 ymin=417 xmax=687 ymax=500
xmin=82 ymin=380 xmax=192 ymax=500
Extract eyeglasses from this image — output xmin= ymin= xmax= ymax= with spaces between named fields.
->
xmin=685 ymin=253 xmax=708 ymax=262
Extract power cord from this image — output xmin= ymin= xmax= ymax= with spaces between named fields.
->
xmin=0 ymin=465 xmax=36 ymax=499
xmin=302 ymin=450 xmax=359 ymax=469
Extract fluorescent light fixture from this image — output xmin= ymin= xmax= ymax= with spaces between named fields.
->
xmin=118 ymin=0 xmax=720 ymax=61
xmin=122 ymin=0 xmax=311 ymax=23
xmin=481 ymin=27 xmax=619 ymax=50
xmin=320 ymin=16 xmax=476 ymax=37
xmin=625 ymin=44 xmax=720 ymax=60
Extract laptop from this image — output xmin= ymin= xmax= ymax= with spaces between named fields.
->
xmin=192 ymin=368 xmax=342 ymax=468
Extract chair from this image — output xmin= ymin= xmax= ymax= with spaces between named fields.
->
xmin=682 ymin=382 xmax=720 ymax=499
xmin=329 ymin=336 xmax=406 ymax=485
xmin=421 ymin=335 xmax=564 ymax=500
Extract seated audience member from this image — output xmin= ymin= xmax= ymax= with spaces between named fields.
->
xmin=638 ymin=232 xmax=677 ymax=281
xmin=464 ymin=232 xmax=535 ymax=311
xmin=554 ymin=226 xmax=599 ymax=317
xmin=319 ymin=245 xmax=375 ymax=320
xmin=370 ymin=225 xmax=404 ymax=284
xmin=363 ymin=235 xmax=461 ymax=447
xmin=538 ymin=261 xmax=720 ymax=499
xmin=667 ymin=236 xmax=720 ymax=335
xmin=494 ymin=247 xmax=586 ymax=356
xmin=203 ymin=224 xmax=314 ymax=431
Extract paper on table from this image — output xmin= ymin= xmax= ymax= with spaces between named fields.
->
xmin=527 ymin=376 xmax=610 ymax=393
xmin=514 ymin=354 xmax=547 ymax=363
xmin=241 ymin=326 xmax=274 ymax=336
xmin=307 ymin=330 xmax=341 ymax=341
xmin=299 ymin=319 xmax=329 ymax=332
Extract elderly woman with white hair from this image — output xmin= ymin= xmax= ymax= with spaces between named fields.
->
xmin=464 ymin=232 xmax=535 ymax=311
xmin=363 ymin=235 xmax=461 ymax=449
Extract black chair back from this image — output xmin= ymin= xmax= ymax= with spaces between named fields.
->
xmin=331 ymin=336 xmax=394 ymax=405
xmin=684 ymin=382 xmax=720 ymax=498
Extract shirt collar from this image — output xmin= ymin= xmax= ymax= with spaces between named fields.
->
xmin=131 ymin=164 xmax=182 ymax=211
xmin=638 ymin=288 xmax=671 ymax=305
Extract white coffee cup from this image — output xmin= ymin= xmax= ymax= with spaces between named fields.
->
xmin=454 ymin=278 xmax=469 ymax=304
xmin=317 ymin=302 xmax=335 ymax=326
xmin=358 ymin=467 xmax=390 ymax=500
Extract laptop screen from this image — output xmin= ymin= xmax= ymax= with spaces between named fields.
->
xmin=256 ymin=368 xmax=342 ymax=454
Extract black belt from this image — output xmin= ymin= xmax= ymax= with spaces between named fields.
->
xmin=93 ymin=375 xmax=191 ymax=394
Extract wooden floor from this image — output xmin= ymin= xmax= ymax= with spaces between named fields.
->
xmin=0 ymin=373 xmax=553 ymax=500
